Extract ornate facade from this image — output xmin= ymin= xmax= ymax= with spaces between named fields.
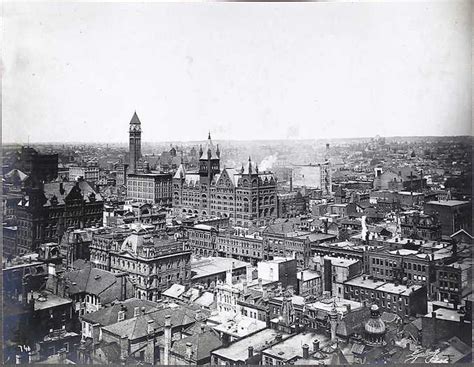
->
xmin=172 ymin=133 xmax=278 ymax=227
xmin=89 ymin=227 xmax=192 ymax=301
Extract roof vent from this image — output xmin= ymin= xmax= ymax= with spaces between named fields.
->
xmin=94 ymin=275 xmax=101 ymax=280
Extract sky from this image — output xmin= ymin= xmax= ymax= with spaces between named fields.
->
xmin=2 ymin=0 xmax=471 ymax=144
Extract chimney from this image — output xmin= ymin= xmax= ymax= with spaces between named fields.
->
xmin=243 ymin=281 xmax=248 ymax=294
xmin=134 ymin=307 xmax=140 ymax=317
xmin=200 ymin=324 xmax=205 ymax=333
xmin=346 ymin=304 xmax=351 ymax=312
xmin=248 ymin=346 xmax=254 ymax=358
xmin=302 ymin=344 xmax=309 ymax=359
xmin=186 ymin=343 xmax=193 ymax=360
xmin=275 ymin=333 xmax=283 ymax=342
xmin=405 ymin=342 xmax=410 ymax=350
xmin=226 ymin=268 xmax=232 ymax=285
xmin=289 ymin=175 xmax=293 ymax=192
xmin=164 ymin=315 xmax=172 ymax=365
xmin=313 ymin=340 xmax=320 ymax=352
xmin=120 ymin=335 xmax=129 ymax=361
xmin=145 ymin=321 xmax=156 ymax=364
xmin=258 ymin=278 xmax=263 ymax=289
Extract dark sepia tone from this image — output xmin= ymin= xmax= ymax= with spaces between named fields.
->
xmin=2 ymin=1 xmax=472 ymax=365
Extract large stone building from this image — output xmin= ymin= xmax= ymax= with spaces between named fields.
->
xmin=126 ymin=173 xmax=172 ymax=205
xmin=89 ymin=227 xmax=192 ymax=301
xmin=172 ymin=133 xmax=278 ymax=227
xmin=14 ymin=181 xmax=104 ymax=255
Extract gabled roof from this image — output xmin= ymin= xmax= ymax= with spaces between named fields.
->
xmin=5 ymin=169 xmax=29 ymax=182
xmin=171 ymin=329 xmax=223 ymax=362
xmin=81 ymin=298 xmax=159 ymax=326
xmin=172 ymin=163 xmax=188 ymax=179
xmin=43 ymin=181 xmax=103 ymax=206
xmin=102 ymin=305 xmax=200 ymax=340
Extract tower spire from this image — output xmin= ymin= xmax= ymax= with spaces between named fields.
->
xmin=208 ymin=131 xmax=211 ymax=140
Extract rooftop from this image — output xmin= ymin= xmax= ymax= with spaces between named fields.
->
xmin=345 ymin=276 xmax=422 ymax=295
xmin=211 ymin=315 xmax=267 ymax=339
xmin=191 ymin=257 xmax=250 ymax=279
xmin=212 ymin=328 xmax=291 ymax=362
xmin=263 ymin=331 xmax=329 ymax=360
xmin=321 ymin=255 xmax=360 ymax=267
xmin=426 ymin=200 xmax=470 ymax=207
xmin=32 ymin=291 xmax=72 ymax=311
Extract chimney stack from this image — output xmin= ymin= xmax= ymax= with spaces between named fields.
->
xmin=248 ymin=346 xmax=254 ymax=358
xmin=186 ymin=342 xmax=193 ymax=360
xmin=302 ymin=344 xmax=309 ymax=359
xmin=120 ymin=335 xmax=129 ymax=362
xmin=134 ymin=307 xmax=140 ymax=317
xmin=313 ymin=340 xmax=320 ymax=352
xmin=164 ymin=315 xmax=172 ymax=365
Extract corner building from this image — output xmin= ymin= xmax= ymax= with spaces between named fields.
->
xmin=173 ymin=133 xmax=278 ymax=227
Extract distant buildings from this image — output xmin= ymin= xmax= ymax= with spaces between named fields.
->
xmin=68 ymin=164 xmax=100 ymax=184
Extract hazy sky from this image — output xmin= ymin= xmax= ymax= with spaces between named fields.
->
xmin=3 ymin=1 xmax=471 ymax=143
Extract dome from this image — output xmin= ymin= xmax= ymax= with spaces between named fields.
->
xmin=364 ymin=317 xmax=386 ymax=335
xmin=364 ymin=303 xmax=386 ymax=346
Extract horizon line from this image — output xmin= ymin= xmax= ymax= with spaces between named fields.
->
xmin=2 ymin=134 xmax=472 ymax=146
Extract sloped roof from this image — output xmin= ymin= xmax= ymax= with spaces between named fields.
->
xmin=163 ymin=284 xmax=186 ymax=299
xmin=102 ymin=305 xmax=199 ymax=340
xmin=200 ymin=134 xmax=219 ymax=160
xmin=173 ymin=164 xmax=187 ymax=179
xmin=329 ymin=347 xmax=349 ymax=365
xmin=81 ymin=298 xmax=159 ymax=326
xmin=5 ymin=169 xmax=29 ymax=182
xmin=130 ymin=111 xmax=141 ymax=125
xmin=63 ymin=267 xmax=133 ymax=304
xmin=43 ymin=181 xmax=103 ymax=206
xmin=171 ymin=330 xmax=223 ymax=362
xmin=194 ymin=291 xmax=215 ymax=308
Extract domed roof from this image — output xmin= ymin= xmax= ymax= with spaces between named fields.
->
xmin=364 ymin=304 xmax=386 ymax=335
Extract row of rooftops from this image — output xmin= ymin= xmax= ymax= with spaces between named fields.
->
xmin=344 ymin=275 xmax=423 ymax=296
